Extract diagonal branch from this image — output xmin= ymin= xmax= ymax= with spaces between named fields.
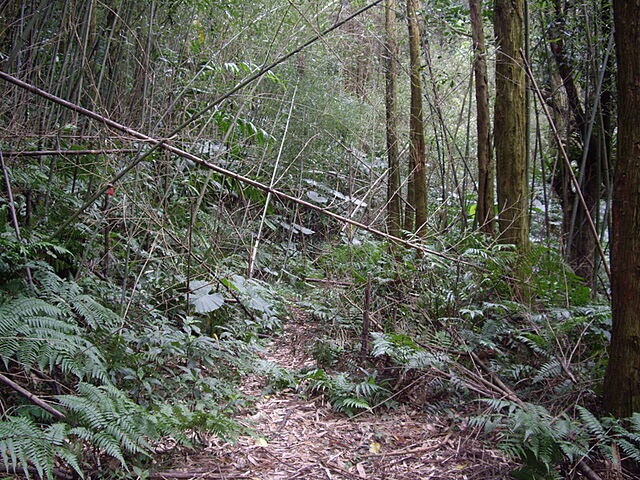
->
xmin=0 ymin=71 xmax=470 ymax=266
xmin=0 ymin=372 xmax=66 ymax=420
xmin=520 ymin=51 xmax=611 ymax=282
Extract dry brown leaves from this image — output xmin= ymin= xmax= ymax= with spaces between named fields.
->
xmin=150 ymin=307 xmax=514 ymax=480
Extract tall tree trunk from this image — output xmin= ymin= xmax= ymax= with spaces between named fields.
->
xmin=493 ymin=0 xmax=529 ymax=250
xmin=546 ymin=0 xmax=605 ymax=285
xmin=469 ymin=0 xmax=494 ymax=235
xmin=384 ymin=0 xmax=402 ymax=238
xmin=406 ymin=0 xmax=428 ymax=237
xmin=603 ymin=0 xmax=640 ymax=419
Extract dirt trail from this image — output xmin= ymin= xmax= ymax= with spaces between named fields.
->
xmin=151 ymin=310 xmax=513 ymax=479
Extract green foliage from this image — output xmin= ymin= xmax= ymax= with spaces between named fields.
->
xmin=0 ymin=248 xmax=254 ymax=477
xmin=256 ymin=360 xmax=300 ymax=393
xmin=303 ymin=369 xmax=392 ymax=416
xmin=57 ymin=383 xmax=154 ymax=468
xmin=522 ymin=246 xmax=592 ymax=306
xmin=0 ymin=416 xmax=81 ymax=479
xmin=371 ymin=332 xmax=448 ymax=368
xmin=314 ymin=240 xmax=397 ymax=284
xmin=577 ymin=407 xmax=640 ymax=464
xmin=470 ymin=400 xmax=588 ymax=479
xmin=0 ymin=289 xmax=110 ymax=383
xmin=151 ymin=402 xmax=244 ymax=446
xmin=471 ymin=401 xmax=640 ymax=478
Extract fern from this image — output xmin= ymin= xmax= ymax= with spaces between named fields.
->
xmin=151 ymin=403 xmax=243 ymax=446
xmin=0 ymin=416 xmax=82 ymax=479
xmin=0 ymin=295 xmax=109 ymax=382
xmin=473 ymin=400 xmax=592 ymax=478
xmin=57 ymin=383 xmax=154 ymax=468
xmin=574 ymin=407 xmax=640 ymax=463
xmin=303 ymin=369 xmax=391 ymax=416
xmin=533 ymin=359 xmax=563 ymax=383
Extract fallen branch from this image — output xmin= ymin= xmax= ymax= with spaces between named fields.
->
xmin=360 ymin=432 xmax=452 ymax=458
xmin=149 ymin=471 xmax=232 ymax=480
xmin=0 ymin=372 xmax=66 ymax=420
xmin=1 ymin=148 xmax=137 ymax=157
xmin=0 ymin=70 xmax=470 ymax=266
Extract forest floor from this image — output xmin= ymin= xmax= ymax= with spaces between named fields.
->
xmin=150 ymin=306 xmax=515 ymax=480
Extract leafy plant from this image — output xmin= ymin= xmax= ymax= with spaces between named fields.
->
xmin=470 ymin=400 xmax=588 ymax=479
xmin=302 ymin=368 xmax=392 ymax=416
xmin=0 ymin=416 xmax=82 ymax=480
xmin=471 ymin=400 xmax=640 ymax=478
xmin=56 ymin=383 xmax=154 ymax=468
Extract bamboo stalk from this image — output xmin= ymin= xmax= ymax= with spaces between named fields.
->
xmin=0 ymin=70 xmax=470 ymax=266
xmin=1 ymin=149 xmax=137 ymax=157
xmin=521 ymin=52 xmax=611 ymax=281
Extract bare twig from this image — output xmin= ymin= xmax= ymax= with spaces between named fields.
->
xmin=0 ymin=150 xmax=34 ymax=289
xmin=0 ymin=372 xmax=66 ymax=420
xmin=0 ymin=70 xmax=471 ymax=266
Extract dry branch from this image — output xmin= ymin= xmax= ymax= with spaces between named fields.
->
xmin=0 ymin=70 xmax=469 ymax=266
xmin=520 ymin=51 xmax=611 ymax=282
xmin=0 ymin=372 xmax=66 ymax=420
xmin=1 ymin=149 xmax=137 ymax=157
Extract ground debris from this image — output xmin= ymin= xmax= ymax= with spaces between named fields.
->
xmin=151 ymin=308 xmax=514 ymax=479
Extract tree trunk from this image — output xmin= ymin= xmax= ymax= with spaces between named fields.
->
xmin=603 ymin=0 xmax=640 ymax=419
xmin=384 ymin=0 xmax=402 ymax=238
xmin=406 ymin=0 xmax=428 ymax=237
xmin=493 ymin=0 xmax=529 ymax=250
xmin=469 ymin=0 xmax=494 ymax=235
xmin=546 ymin=0 xmax=604 ymax=285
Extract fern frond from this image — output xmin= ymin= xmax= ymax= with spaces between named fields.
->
xmin=57 ymin=382 xmax=153 ymax=465
xmin=617 ymin=438 xmax=640 ymax=462
xmin=576 ymin=406 xmax=607 ymax=442
xmin=0 ymin=295 xmax=110 ymax=381
xmin=0 ymin=416 xmax=77 ymax=480
xmin=70 ymin=294 xmax=120 ymax=330
xmin=533 ymin=359 xmax=562 ymax=383
xmin=333 ymin=396 xmax=371 ymax=415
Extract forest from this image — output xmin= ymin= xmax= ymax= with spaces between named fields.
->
xmin=1 ymin=0 xmax=639 ymax=478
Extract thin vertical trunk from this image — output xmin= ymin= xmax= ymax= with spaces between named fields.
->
xmin=407 ymin=0 xmax=428 ymax=237
xmin=469 ymin=0 xmax=494 ymax=235
xmin=384 ymin=0 xmax=402 ymax=238
xmin=546 ymin=0 xmax=614 ymax=285
xmin=603 ymin=0 xmax=640 ymax=420
xmin=494 ymin=0 xmax=529 ymax=250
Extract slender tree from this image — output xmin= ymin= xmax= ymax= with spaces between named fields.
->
xmin=384 ymin=0 xmax=402 ymax=238
xmin=545 ymin=0 xmax=613 ymax=285
xmin=603 ymin=0 xmax=640 ymax=418
xmin=469 ymin=0 xmax=494 ymax=235
xmin=406 ymin=0 xmax=428 ymax=236
xmin=493 ymin=0 xmax=529 ymax=251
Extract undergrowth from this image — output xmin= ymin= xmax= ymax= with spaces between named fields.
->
xmin=0 ymin=235 xmax=281 ymax=478
xmin=0 ymin=211 xmax=620 ymax=479
xmin=289 ymin=235 xmax=618 ymax=477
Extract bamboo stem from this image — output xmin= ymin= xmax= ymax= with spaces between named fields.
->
xmin=521 ymin=51 xmax=611 ymax=281
xmin=0 ymin=70 xmax=470 ymax=267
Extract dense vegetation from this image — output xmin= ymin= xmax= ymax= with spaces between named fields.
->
xmin=0 ymin=0 xmax=638 ymax=478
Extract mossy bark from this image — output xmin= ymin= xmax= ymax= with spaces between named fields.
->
xmin=603 ymin=0 xmax=640 ymax=419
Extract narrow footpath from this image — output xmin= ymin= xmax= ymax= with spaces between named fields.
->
xmin=151 ymin=309 xmax=513 ymax=479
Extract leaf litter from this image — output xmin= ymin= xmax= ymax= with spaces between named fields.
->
xmin=151 ymin=307 xmax=514 ymax=479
